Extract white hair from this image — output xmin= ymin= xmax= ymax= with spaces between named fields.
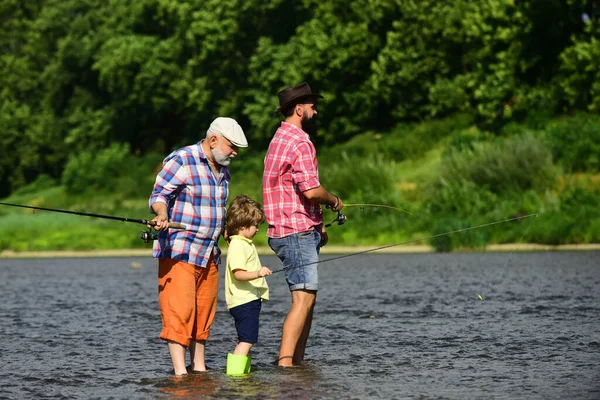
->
xmin=206 ymin=130 xmax=220 ymax=139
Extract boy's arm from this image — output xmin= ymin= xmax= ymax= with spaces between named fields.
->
xmin=232 ymin=266 xmax=272 ymax=281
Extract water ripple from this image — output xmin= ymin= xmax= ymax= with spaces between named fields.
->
xmin=0 ymin=252 xmax=598 ymax=399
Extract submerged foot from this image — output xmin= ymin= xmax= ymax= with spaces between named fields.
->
xmin=187 ymin=364 xmax=207 ymax=374
xmin=276 ymin=356 xmax=296 ymax=367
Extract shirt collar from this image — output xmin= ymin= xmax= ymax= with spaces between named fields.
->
xmin=281 ymin=122 xmax=309 ymax=141
xmin=230 ymin=235 xmax=253 ymax=244
xmin=197 ymin=140 xmax=207 ymax=160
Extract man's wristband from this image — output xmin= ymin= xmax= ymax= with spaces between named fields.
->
xmin=332 ymin=195 xmax=340 ymax=209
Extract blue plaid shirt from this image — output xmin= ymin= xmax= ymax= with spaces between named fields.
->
xmin=149 ymin=141 xmax=229 ymax=267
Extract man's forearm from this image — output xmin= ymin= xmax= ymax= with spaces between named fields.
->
xmin=151 ymin=202 xmax=168 ymax=218
xmin=302 ymin=186 xmax=337 ymax=207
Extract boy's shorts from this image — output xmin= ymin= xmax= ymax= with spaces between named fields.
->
xmin=268 ymin=229 xmax=320 ymax=292
xmin=229 ymin=299 xmax=262 ymax=344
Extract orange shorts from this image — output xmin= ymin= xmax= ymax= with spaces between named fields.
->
xmin=157 ymin=255 xmax=219 ymax=347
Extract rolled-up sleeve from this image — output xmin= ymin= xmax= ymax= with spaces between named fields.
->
xmin=292 ymin=141 xmax=320 ymax=192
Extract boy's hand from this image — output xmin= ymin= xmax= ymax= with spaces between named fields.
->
xmin=258 ymin=266 xmax=272 ymax=278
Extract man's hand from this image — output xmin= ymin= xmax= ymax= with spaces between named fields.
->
xmin=148 ymin=213 xmax=169 ymax=232
xmin=149 ymin=202 xmax=170 ymax=231
xmin=319 ymin=226 xmax=329 ymax=247
xmin=330 ymin=195 xmax=344 ymax=212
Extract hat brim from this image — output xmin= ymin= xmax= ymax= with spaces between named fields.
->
xmin=274 ymin=93 xmax=324 ymax=115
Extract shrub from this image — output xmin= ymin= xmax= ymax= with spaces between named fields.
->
xmin=445 ymin=128 xmax=495 ymax=154
xmin=9 ymin=174 xmax=58 ymax=197
xmin=320 ymin=113 xmax=475 ymax=163
xmin=438 ymin=133 xmax=558 ymax=194
xmin=543 ymin=113 xmax=600 ymax=173
xmin=389 ymin=113 xmax=476 ymax=161
xmin=319 ymin=152 xmax=398 ymax=200
xmin=427 ymin=216 xmax=489 ymax=252
xmin=62 ymin=143 xmax=130 ymax=194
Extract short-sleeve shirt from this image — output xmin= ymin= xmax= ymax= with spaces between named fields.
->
xmin=225 ymin=235 xmax=269 ymax=310
xmin=263 ymin=122 xmax=323 ymax=238
xmin=149 ymin=141 xmax=229 ymax=267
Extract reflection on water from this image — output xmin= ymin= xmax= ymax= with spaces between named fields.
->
xmin=0 ymin=252 xmax=599 ymax=399
xmin=141 ymin=363 xmax=329 ymax=400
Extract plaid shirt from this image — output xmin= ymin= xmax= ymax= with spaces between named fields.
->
xmin=149 ymin=141 xmax=229 ymax=267
xmin=263 ymin=122 xmax=323 ymax=238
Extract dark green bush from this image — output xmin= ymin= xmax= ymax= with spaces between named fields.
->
xmin=438 ymin=134 xmax=558 ymax=194
xmin=61 ymin=143 xmax=131 ymax=194
xmin=320 ymin=113 xmax=475 ymax=163
xmin=544 ymin=113 xmax=600 ymax=173
xmin=319 ymin=152 xmax=398 ymax=199
xmin=9 ymin=174 xmax=58 ymax=197
xmin=445 ymin=128 xmax=495 ymax=154
xmin=389 ymin=113 xmax=476 ymax=161
xmin=427 ymin=217 xmax=489 ymax=252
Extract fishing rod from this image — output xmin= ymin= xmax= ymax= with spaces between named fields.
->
xmin=272 ymin=212 xmax=539 ymax=274
xmin=0 ymin=202 xmax=185 ymax=242
xmin=324 ymin=202 xmax=413 ymax=228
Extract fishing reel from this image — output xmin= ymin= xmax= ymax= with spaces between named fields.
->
xmin=325 ymin=211 xmax=347 ymax=228
xmin=140 ymin=229 xmax=158 ymax=243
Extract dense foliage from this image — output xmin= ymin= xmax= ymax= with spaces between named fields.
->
xmin=1 ymin=0 xmax=599 ymax=198
xmin=1 ymin=0 xmax=599 ymax=251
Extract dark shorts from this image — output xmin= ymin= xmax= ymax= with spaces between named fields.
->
xmin=268 ymin=229 xmax=321 ymax=292
xmin=229 ymin=299 xmax=262 ymax=344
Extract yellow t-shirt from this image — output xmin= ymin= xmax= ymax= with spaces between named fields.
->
xmin=225 ymin=235 xmax=269 ymax=310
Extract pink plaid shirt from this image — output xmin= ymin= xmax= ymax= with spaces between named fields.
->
xmin=263 ymin=122 xmax=323 ymax=238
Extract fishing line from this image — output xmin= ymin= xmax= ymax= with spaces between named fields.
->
xmin=344 ymin=203 xmax=414 ymax=216
xmin=271 ymin=212 xmax=539 ymax=274
xmin=501 ymin=212 xmax=540 ymax=269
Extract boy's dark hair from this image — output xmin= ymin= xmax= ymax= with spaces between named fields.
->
xmin=225 ymin=195 xmax=266 ymax=238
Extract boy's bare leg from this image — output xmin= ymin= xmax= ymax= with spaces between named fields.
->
xmin=167 ymin=341 xmax=188 ymax=376
xmin=233 ymin=342 xmax=253 ymax=356
xmin=278 ymin=290 xmax=316 ymax=367
xmin=189 ymin=340 xmax=206 ymax=371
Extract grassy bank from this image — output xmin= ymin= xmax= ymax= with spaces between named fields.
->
xmin=1 ymin=114 xmax=599 ymax=253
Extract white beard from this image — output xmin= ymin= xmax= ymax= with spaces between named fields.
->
xmin=212 ymin=147 xmax=233 ymax=166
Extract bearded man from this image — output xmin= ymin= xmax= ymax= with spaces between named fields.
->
xmin=149 ymin=117 xmax=248 ymax=376
xmin=263 ymin=82 xmax=344 ymax=367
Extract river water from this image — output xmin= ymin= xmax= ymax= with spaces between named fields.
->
xmin=0 ymin=251 xmax=598 ymax=399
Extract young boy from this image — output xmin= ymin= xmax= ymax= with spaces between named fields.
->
xmin=224 ymin=195 xmax=272 ymax=375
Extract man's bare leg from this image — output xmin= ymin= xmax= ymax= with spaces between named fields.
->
xmin=167 ymin=340 xmax=188 ymax=376
xmin=189 ymin=340 xmax=206 ymax=372
xmin=293 ymin=302 xmax=315 ymax=364
xmin=278 ymin=290 xmax=316 ymax=367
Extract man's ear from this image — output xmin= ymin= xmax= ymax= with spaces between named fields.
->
xmin=294 ymin=104 xmax=303 ymax=118
xmin=208 ymin=134 xmax=218 ymax=147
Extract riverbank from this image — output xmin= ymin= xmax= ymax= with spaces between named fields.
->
xmin=1 ymin=243 xmax=599 ymax=258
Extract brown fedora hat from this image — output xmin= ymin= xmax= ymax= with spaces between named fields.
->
xmin=274 ymin=82 xmax=324 ymax=116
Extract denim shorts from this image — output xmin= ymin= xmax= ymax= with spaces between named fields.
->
xmin=268 ymin=229 xmax=321 ymax=292
xmin=229 ymin=299 xmax=262 ymax=344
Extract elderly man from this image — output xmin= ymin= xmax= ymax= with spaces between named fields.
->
xmin=263 ymin=82 xmax=344 ymax=367
xmin=149 ymin=117 xmax=247 ymax=376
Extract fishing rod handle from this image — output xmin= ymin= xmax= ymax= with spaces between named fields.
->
xmin=147 ymin=221 xmax=186 ymax=230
